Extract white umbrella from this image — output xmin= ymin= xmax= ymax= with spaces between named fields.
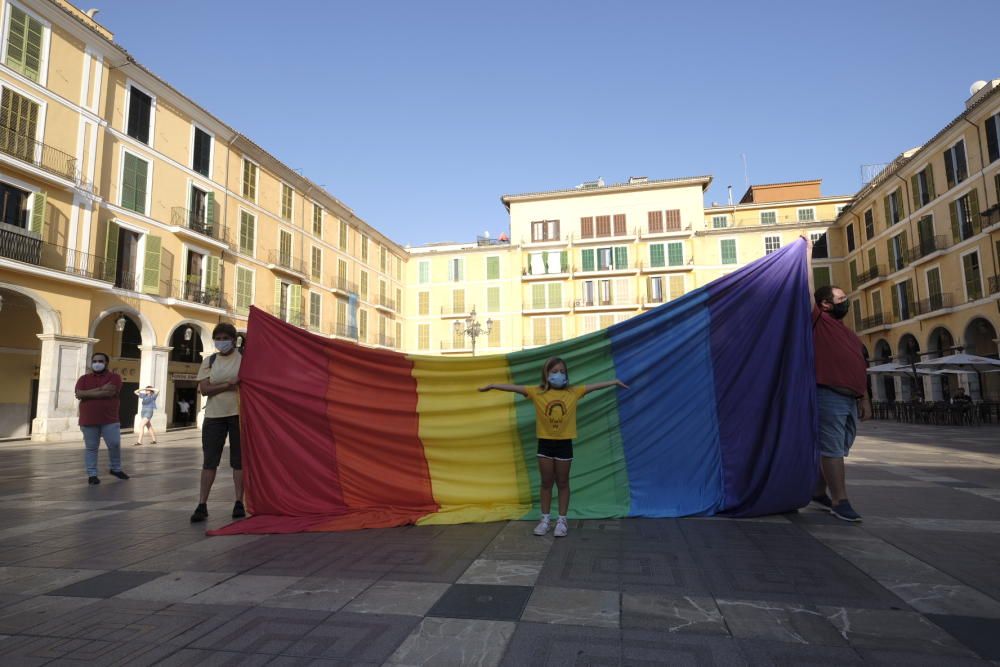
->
xmin=867 ymin=362 xmax=942 ymax=376
xmin=915 ymin=353 xmax=1000 ymax=373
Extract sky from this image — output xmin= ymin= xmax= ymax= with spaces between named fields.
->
xmin=91 ymin=0 xmax=999 ymax=246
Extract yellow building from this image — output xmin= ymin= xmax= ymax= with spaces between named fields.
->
xmin=826 ymin=79 xmax=1000 ymax=402
xmin=0 ymin=0 xmax=404 ymax=439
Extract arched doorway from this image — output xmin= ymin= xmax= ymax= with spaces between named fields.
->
xmin=963 ymin=317 xmax=999 ymax=400
xmin=926 ymin=327 xmax=957 ymax=402
xmin=168 ymin=322 xmax=206 ymax=426
xmin=91 ymin=312 xmax=144 ymax=428
xmin=873 ymin=339 xmax=895 ymax=402
xmin=0 ymin=288 xmax=44 ymax=437
xmin=897 ymin=334 xmax=922 ymax=400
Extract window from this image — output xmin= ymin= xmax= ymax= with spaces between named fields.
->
xmin=120 ymin=151 xmax=149 ymax=215
xmin=813 ymin=266 xmax=832 ymax=289
xmin=340 ymin=220 xmax=348 ymax=250
xmin=864 ymin=209 xmax=874 ymax=240
xmin=360 ymin=271 xmax=368 ymax=299
xmin=911 ymin=166 xmax=935 ymax=209
xmin=0 ymin=180 xmax=29 ymax=228
xmin=648 ymin=276 xmax=663 ymax=303
xmin=598 ymin=248 xmax=613 ymax=270
xmin=396 ymin=287 xmax=401 ymax=312
xmin=760 ymin=211 xmax=777 ymax=225
xmin=885 ymin=188 xmax=904 ymax=225
xmin=4 ymin=5 xmax=45 ymax=82
xmin=242 ymin=159 xmax=257 ymax=201
xmin=239 ymin=211 xmax=255 ymax=255
xmin=944 ymin=139 xmax=968 ymax=189
xmin=531 ymin=219 xmax=560 ymax=241
xmin=447 ymin=258 xmax=463 ymax=281
xmin=488 ymin=321 xmax=500 ymax=347
xmin=797 ymin=208 xmax=815 ymax=222
xmin=867 ymin=247 xmax=877 ymax=275
xmin=892 ymin=280 xmax=914 ymax=321
xmin=418 ymin=291 xmax=429 ymax=315
xmin=987 ymin=112 xmax=1000 ymax=164
xmin=613 ymin=213 xmax=626 ymax=235
xmin=309 ymin=292 xmax=321 ymax=329
xmin=764 ymin=235 xmax=781 ymax=255
xmin=595 ymin=215 xmax=611 ymax=237
xmin=962 ymin=251 xmax=982 ymax=301
xmin=950 ymin=190 xmax=981 ymax=242
xmin=531 ymin=284 xmax=545 ymax=309
xmin=452 ymin=289 xmax=465 ymax=313
xmin=648 ymin=211 xmax=663 ymax=233
xmin=380 ymin=245 xmax=387 ymax=271
xmin=668 ymin=275 xmax=684 ymax=300
xmin=188 ymin=185 xmax=214 ymax=233
xmin=312 ymin=204 xmax=322 ymax=237
xmin=486 ymin=255 xmax=500 ymax=280
xmin=667 ymin=242 xmax=683 ymax=266
xmin=664 ymin=209 xmax=681 ymax=231
xmin=810 ymin=232 xmax=828 ymax=259
xmin=887 ymin=232 xmax=908 ymax=272
xmin=926 ymin=267 xmax=943 ymax=310
xmin=126 ymin=85 xmax=152 ymax=144
xmin=281 ymin=183 xmax=293 ymax=220
xmin=852 ymin=300 xmax=861 ymax=327
xmin=359 ymin=310 xmax=367 ymax=339
xmin=192 ymin=127 xmax=211 ymax=176
xmin=311 ymin=246 xmax=322 ymax=280
xmin=649 ymin=244 xmax=665 ymax=268
xmin=846 ymin=223 xmax=856 ymax=252
xmin=0 ymin=87 xmax=39 ymax=163
xmin=871 ymin=291 xmax=882 ymax=318
xmin=235 ymin=266 xmax=253 ymax=314
xmin=711 ymin=215 xmax=728 ymax=229
xmin=361 ymin=235 xmax=369 ymax=263
xmin=418 ymin=260 xmax=430 ymax=283
xmin=418 ymin=324 xmax=430 ymax=350
xmin=720 ymin=239 xmax=737 ymax=265
xmin=835 ymin=204 xmax=847 ymax=217
xmin=279 ymin=229 xmax=292 ymax=267
xmin=487 ymin=286 xmax=500 ymax=312
xmin=916 ymin=215 xmax=935 ymax=256
xmin=849 ymin=259 xmax=859 ymax=290
xmin=580 ymin=216 xmax=594 ymax=238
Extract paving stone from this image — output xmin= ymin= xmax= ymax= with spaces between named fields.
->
xmin=717 ymin=599 xmax=847 ymax=645
xmin=44 ymin=570 xmax=167 ymax=598
xmin=521 ymin=586 xmax=619 ymax=627
xmin=622 ymin=630 xmax=750 ymax=665
xmin=342 ymin=580 xmax=448 ymax=616
xmin=457 ymin=559 xmax=542 ymax=586
xmin=388 ymin=617 xmax=515 ymax=666
xmin=426 ymin=584 xmax=533 ymax=621
xmin=187 ymin=606 xmax=329 ymax=654
xmin=622 ymin=592 xmax=728 ymax=634
xmin=114 ymin=570 xmax=236 ymax=603
xmin=185 ymin=574 xmax=303 ymax=605
xmin=155 ymin=648 xmax=276 ymax=666
xmin=820 ymin=606 xmax=978 ymax=656
xmin=0 ymin=595 xmax=100 ymax=635
xmin=260 ymin=576 xmax=374 ymax=611
xmin=499 ymin=622 xmax=620 ymax=666
xmin=0 ymin=566 xmax=107 ymax=595
xmin=285 ymin=611 xmax=418 ymax=662
xmin=925 ymin=614 xmax=1000 ymax=660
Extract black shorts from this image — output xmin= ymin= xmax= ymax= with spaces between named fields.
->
xmin=537 ymin=438 xmax=573 ymax=461
xmin=202 ymin=415 xmax=241 ymax=470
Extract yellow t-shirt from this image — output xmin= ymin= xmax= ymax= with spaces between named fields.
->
xmin=524 ymin=384 xmax=587 ymax=439
xmin=196 ymin=351 xmax=242 ymax=418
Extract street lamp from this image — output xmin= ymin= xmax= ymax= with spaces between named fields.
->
xmin=453 ymin=306 xmax=492 ymax=356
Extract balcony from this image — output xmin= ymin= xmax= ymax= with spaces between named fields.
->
xmin=859 ymin=313 xmax=894 ymax=331
xmin=440 ymin=305 xmax=471 ymax=319
xmin=440 ymin=340 xmax=472 ymax=354
xmin=334 ymin=322 xmax=358 ymax=340
xmin=376 ymin=294 xmax=397 ymax=312
xmin=915 ymin=292 xmax=954 ymax=317
xmin=170 ymin=279 xmax=227 ymax=310
xmin=853 ymin=265 xmax=885 ymax=289
xmin=638 ymin=260 xmax=690 ymax=273
xmin=0 ymin=221 xmax=111 ymax=282
xmin=0 ymin=124 xmax=80 ymax=183
xmin=330 ymin=276 xmax=357 ymax=296
xmin=267 ymin=249 xmax=306 ymax=277
xmin=522 ymin=300 xmax=573 ymax=314
xmin=267 ymin=306 xmax=305 ymax=328
xmin=170 ymin=207 xmax=228 ymax=245
xmin=908 ymin=236 xmax=951 ymax=263
xmin=989 ymin=276 xmax=1000 ymax=296
xmin=378 ymin=335 xmax=396 ymax=349
xmin=575 ymin=297 xmax=638 ymax=311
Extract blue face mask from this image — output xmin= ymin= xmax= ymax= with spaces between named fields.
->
xmin=214 ymin=340 xmax=234 ymax=354
xmin=548 ymin=371 xmax=567 ymax=388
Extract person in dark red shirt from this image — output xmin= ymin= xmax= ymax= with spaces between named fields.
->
xmin=806 ymin=238 xmax=871 ymax=522
xmin=74 ymin=352 xmax=130 ymax=485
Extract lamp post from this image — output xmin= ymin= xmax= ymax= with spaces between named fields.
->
xmin=453 ymin=306 xmax=492 ymax=356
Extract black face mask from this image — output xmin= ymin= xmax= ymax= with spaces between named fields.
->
xmin=829 ymin=300 xmax=850 ymax=320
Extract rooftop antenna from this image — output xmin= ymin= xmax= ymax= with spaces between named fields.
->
xmin=741 ymin=153 xmax=750 ymax=188
xmin=727 ymin=185 xmax=733 ymax=206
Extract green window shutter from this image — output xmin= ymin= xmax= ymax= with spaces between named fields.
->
xmin=205 ymin=255 xmax=220 ymax=290
xmin=122 ymin=153 xmax=148 ymax=214
xmin=949 ymin=201 xmax=960 ymax=243
xmin=650 ymin=244 xmax=665 ymax=268
xmin=289 ymin=284 xmax=302 ymax=323
xmin=926 ymin=167 xmax=935 ymax=200
xmin=849 ymin=259 xmax=858 ymax=289
xmin=886 ymin=239 xmax=894 ymax=271
xmin=868 ymin=248 xmax=876 ymax=272
xmin=6 ymin=7 xmax=42 ymax=82
xmin=447 ymin=260 xmax=454 ymax=282
xmin=581 ymin=249 xmax=594 ymax=271
xmin=547 ymin=282 xmax=561 ymax=307
xmin=205 ymin=191 xmax=215 ymax=231
xmin=613 ymin=246 xmax=628 ymax=269
xmin=896 ymin=190 xmax=905 ymax=220
xmin=927 ymin=269 xmax=942 ymax=297
xmin=560 ymin=250 xmax=568 ymax=273
xmin=487 ymin=286 xmax=500 ymax=311
xmin=721 ymin=240 xmax=736 ymax=264
xmin=104 ymin=220 xmax=119 ymax=281
xmin=532 ymin=284 xmax=545 ymax=308
xmin=236 ymin=268 xmax=252 ymax=312
xmin=910 ymin=175 xmax=919 ymax=210
xmin=456 ymin=259 xmax=464 ymax=281
xmin=899 ymin=231 xmax=908 ymax=266
xmin=30 ymin=190 xmax=45 ymax=235
xmin=883 ymin=196 xmax=891 ymax=226
xmin=142 ymin=235 xmax=161 ymax=295
xmin=274 ymin=278 xmax=282 ymax=314
xmin=486 ymin=256 xmax=499 ymax=280
xmin=904 ymin=280 xmax=914 ymax=312
xmin=969 ymin=189 xmax=981 ymax=234
xmin=667 ymin=242 xmax=683 ymax=266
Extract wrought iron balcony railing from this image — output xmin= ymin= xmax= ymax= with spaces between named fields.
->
xmin=909 ymin=235 xmax=951 ymax=262
xmin=170 ymin=207 xmax=228 ymax=243
xmin=0 ymin=221 xmax=111 ymax=281
xmin=377 ymin=294 xmax=397 ymax=311
xmin=989 ymin=276 xmax=1000 ymax=295
xmin=859 ymin=313 xmax=893 ymax=330
xmin=334 ymin=323 xmax=358 ymax=339
xmin=267 ymin=306 xmax=305 ymax=327
xmin=172 ymin=280 xmax=227 ymax=309
xmin=0 ymin=124 xmax=78 ymax=182
xmin=854 ymin=265 xmax=885 ymax=288
xmin=916 ymin=292 xmax=953 ymax=316
xmin=267 ymin=249 xmax=307 ymax=275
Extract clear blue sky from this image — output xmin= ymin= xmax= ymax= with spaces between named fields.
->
xmin=93 ymin=0 xmax=998 ymax=246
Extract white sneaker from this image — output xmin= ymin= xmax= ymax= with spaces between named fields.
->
xmin=532 ymin=518 xmax=551 ymax=536
xmin=554 ymin=519 xmax=568 ymax=537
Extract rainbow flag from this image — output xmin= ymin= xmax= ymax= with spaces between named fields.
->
xmin=210 ymin=241 xmax=817 ymax=535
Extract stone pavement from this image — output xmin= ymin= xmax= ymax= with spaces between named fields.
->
xmin=0 ymin=422 xmax=998 ymax=666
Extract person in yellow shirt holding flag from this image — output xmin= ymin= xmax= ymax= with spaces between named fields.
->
xmin=479 ymin=357 xmax=627 ymax=537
